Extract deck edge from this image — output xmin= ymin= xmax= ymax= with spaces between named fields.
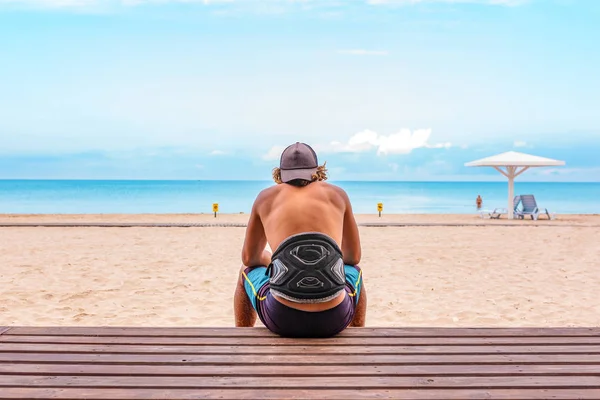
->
xmin=5 ymin=326 xmax=600 ymax=338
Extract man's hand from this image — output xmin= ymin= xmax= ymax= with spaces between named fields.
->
xmin=259 ymin=248 xmax=272 ymax=266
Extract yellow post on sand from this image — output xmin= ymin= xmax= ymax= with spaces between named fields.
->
xmin=377 ymin=202 xmax=383 ymax=217
xmin=213 ymin=203 xmax=219 ymax=218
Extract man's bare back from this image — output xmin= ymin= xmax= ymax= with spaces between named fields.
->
xmin=242 ymin=181 xmax=361 ymax=312
xmin=256 ymin=182 xmax=352 ymax=254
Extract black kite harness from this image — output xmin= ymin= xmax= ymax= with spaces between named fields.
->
xmin=265 ymin=232 xmax=346 ymax=304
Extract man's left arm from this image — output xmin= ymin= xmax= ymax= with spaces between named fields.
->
xmin=241 ymin=192 xmax=271 ymax=267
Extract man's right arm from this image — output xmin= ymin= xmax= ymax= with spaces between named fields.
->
xmin=241 ymin=190 xmax=272 ymax=267
xmin=339 ymin=188 xmax=361 ymax=266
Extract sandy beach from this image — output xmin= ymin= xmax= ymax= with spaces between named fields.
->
xmin=1 ymin=213 xmax=599 ymax=328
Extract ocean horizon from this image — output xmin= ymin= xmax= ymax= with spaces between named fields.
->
xmin=1 ymin=179 xmax=598 ymax=215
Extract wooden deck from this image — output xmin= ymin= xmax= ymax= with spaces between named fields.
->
xmin=1 ymin=326 xmax=600 ymax=399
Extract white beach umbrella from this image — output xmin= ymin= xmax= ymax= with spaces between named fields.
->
xmin=465 ymin=151 xmax=565 ymax=219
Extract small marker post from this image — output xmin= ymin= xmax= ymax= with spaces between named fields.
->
xmin=377 ymin=202 xmax=383 ymax=217
xmin=212 ymin=203 xmax=219 ymax=218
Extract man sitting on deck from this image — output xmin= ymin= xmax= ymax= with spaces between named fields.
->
xmin=233 ymin=142 xmax=367 ymax=338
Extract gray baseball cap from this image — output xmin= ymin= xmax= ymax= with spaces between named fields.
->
xmin=279 ymin=142 xmax=319 ymax=183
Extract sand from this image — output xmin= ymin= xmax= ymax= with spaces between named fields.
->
xmin=1 ymin=213 xmax=599 ymax=328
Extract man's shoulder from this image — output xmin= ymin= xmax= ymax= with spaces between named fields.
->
xmin=309 ymin=182 xmax=349 ymax=204
xmin=257 ymin=181 xmax=346 ymax=197
xmin=250 ymin=185 xmax=279 ymax=214
xmin=318 ymin=181 xmax=348 ymax=196
xmin=256 ymin=184 xmax=279 ymax=199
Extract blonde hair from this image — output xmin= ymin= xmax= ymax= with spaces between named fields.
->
xmin=272 ymin=162 xmax=328 ymax=185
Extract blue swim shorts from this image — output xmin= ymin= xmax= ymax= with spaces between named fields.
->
xmin=242 ymin=264 xmax=363 ymax=338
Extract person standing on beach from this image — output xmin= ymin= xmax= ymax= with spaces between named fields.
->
xmin=476 ymin=195 xmax=483 ymax=209
xmin=233 ymin=142 xmax=367 ymax=337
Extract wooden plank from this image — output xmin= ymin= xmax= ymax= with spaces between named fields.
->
xmin=2 ymin=343 xmax=600 ymax=355
xmin=2 ymin=375 xmax=600 ymax=388
xmin=0 ymin=328 xmax=10 ymax=336
xmin=5 ymin=334 xmax=600 ymax=346
xmin=2 ymin=352 xmax=600 ymax=364
xmin=4 ymin=327 xmax=278 ymax=338
xmin=1 ymin=363 xmax=600 ymax=377
xmin=1 ymin=388 xmax=600 ymax=400
xmin=7 ymin=326 xmax=600 ymax=337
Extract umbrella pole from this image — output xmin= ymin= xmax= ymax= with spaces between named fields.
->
xmin=507 ymin=166 xmax=516 ymax=219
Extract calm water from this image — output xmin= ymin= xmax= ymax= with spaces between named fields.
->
xmin=0 ymin=180 xmax=598 ymax=214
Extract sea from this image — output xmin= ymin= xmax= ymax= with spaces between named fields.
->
xmin=0 ymin=180 xmax=598 ymax=215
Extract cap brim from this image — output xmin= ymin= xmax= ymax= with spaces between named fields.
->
xmin=280 ymin=168 xmax=318 ymax=183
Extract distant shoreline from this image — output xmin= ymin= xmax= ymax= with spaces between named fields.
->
xmin=1 ymin=213 xmax=598 ymax=228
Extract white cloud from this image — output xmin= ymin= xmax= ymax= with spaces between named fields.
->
xmin=320 ymin=128 xmax=451 ymax=156
xmin=378 ymin=129 xmax=431 ymax=155
xmin=210 ymin=150 xmax=227 ymax=155
xmin=262 ymin=145 xmax=285 ymax=161
xmin=263 ymin=129 xmax=447 ymax=161
xmin=513 ymin=140 xmax=527 ymax=148
xmin=337 ymin=49 xmax=389 ymax=56
xmin=324 ymin=129 xmax=380 ymax=153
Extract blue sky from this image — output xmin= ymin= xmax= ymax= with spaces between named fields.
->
xmin=1 ymin=0 xmax=598 ymax=181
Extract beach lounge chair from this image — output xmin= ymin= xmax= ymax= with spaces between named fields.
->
xmin=515 ymin=194 xmax=555 ymax=220
xmin=480 ymin=196 xmax=521 ymax=219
